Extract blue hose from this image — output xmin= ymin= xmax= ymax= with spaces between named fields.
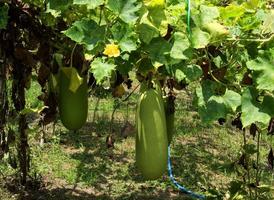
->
xmin=168 ymin=146 xmax=206 ymax=199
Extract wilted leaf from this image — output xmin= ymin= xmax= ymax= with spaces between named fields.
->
xmin=249 ymin=123 xmax=257 ymax=139
xmin=112 ymin=84 xmax=126 ymax=98
xmin=106 ymin=134 xmax=115 ymax=148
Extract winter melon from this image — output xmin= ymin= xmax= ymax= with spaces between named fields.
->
xmin=136 ymin=89 xmax=168 ymax=180
xmin=58 ymin=67 xmax=88 ymax=130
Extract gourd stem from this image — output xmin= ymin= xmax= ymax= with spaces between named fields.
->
xmin=70 ymin=43 xmax=78 ymax=68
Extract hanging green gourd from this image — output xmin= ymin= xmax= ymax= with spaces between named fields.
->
xmin=58 ymin=46 xmax=88 ymax=131
xmin=136 ymin=82 xmax=168 ymax=180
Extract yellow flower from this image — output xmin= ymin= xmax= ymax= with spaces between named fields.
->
xmin=103 ymin=43 xmax=120 ymax=57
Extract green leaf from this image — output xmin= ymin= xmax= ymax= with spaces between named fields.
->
xmin=199 ymin=95 xmax=227 ymax=123
xmin=213 ymin=56 xmax=222 ymax=68
xmin=111 ymin=22 xmax=132 ymax=41
xmin=244 ymin=0 xmax=259 ymax=10
xmin=119 ymin=39 xmax=138 ymax=52
xmin=0 ymin=4 xmax=9 ymax=29
xmin=73 ymin=0 xmax=104 ymax=9
xmin=137 ymin=13 xmax=159 ymax=44
xmin=145 ymin=37 xmax=171 ymax=67
xmin=261 ymin=95 xmax=274 ymax=117
xmin=223 ymin=90 xmax=241 ymax=112
xmin=170 ymin=32 xmax=190 ymax=60
xmin=207 ymin=96 xmax=227 ymax=120
xmin=203 ymin=22 xmax=229 ymax=39
xmin=247 ymin=57 xmax=274 ymax=91
xmin=183 ymin=64 xmax=202 ymax=82
xmin=241 ymin=87 xmax=271 ymax=127
xmin=63 ymin=19 xmax=105 ymax=51
xmin=90 ymin=58 xmax=116 ymax=83
xmin=107 ymin=0 xmax=141 ymax=24
xmin=136 ymin=57 xmax=154 ymax=74
xmin=200 ymin=5 xmax=219 ymax=25
xmin=137 ymin=23 xmax=159 ymax=44
xmin=45 ymin=4 xmax=60 ymax=18
xmin=196 ymin=81 xmax=242 ymax=123
xmin=174 ymin=68 xmax=186 ymax=82
xmin=111 ymin=23 xmax=138 ymax=53
xmin=165 ymin=3 xmax=185 ymax=27
xmin=191 ymin=28 xmax=210 ymax=49
xmin=196 ymin=80 xmax=217 ymax=106
xmin=116 ymin=56 xmax=134 ymax=75
xmin=147 ymin=5 xmax=166 ymax=28
xmin=175 ymin=63 xmax=203 ymax=82
xmin=239 ymin=13 xmax=261 ymax=31
xmin=220 ymin=4 xmax=245 ymax=20
xmin=196 ymin=81 xmax=227 ymax=123
xmin=48 ymin=0 xmax=72 ymax=11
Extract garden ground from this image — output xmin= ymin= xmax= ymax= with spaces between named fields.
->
xmin=0 ymin=81 xmax=273 ymax=200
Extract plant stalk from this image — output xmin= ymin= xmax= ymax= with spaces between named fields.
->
xmin=243 ymin=129 xmax=253 ymax=199
xmin=255 ymin=130 xmax=261 ymax=199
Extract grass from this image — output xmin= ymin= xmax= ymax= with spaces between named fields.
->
xmin=0 ymin=80 xmax=274 ymax=200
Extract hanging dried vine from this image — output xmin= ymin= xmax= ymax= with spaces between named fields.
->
xmin=0 ymin=33 xmax=8 ymax=160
